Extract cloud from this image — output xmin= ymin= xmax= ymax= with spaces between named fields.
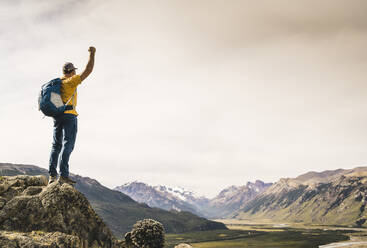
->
xmin=1 ymin=0 xmax=367 ymax=197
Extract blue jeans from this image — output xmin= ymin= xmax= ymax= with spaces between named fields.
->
xmin=49 ymin=114 xmax=77 ymax=178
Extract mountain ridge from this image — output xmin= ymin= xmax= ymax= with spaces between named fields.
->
xmin=115 ymin=180 xmax=273 ymax=218
xmin=114 ymin=181 xmax=202 ymax=216
xmin=234 ymin=166 xmax=367 ymax=227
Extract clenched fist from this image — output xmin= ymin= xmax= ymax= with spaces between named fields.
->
xmin=88 ymin=46 xmax=96 ymax=54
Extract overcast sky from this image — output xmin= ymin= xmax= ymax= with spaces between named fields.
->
xmin=1 ymin=0 xmax=367 ymax=197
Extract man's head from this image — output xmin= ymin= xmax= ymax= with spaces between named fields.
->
xmin=63 ymin=62 xmax=77 ymax=77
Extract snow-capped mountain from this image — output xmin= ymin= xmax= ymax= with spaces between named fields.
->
xmin=114 ymin=180 xmax=272 ymax=218
xmin=155 ymin=185 xmax=197 ymax=202
xmin=114 ymin=181 xmax=204 ymax=216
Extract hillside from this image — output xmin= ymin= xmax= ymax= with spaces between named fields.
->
xmin=234 ymin=167 xmax=367 ymax=227
xmin=207 ymin=180 xmax=272 ymax=218
xmin=0 ymin=163 xmax=227 ymax=238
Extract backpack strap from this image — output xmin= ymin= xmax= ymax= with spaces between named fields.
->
xmin=65 ymin=88 xmax=77 ymax=106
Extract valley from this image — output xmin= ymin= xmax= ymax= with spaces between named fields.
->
xmin=165 ymin=219 xmax=367 ymax=248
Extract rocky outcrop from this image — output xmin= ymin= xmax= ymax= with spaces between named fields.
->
xmin=0 ymin=231 xmax=81 ymax=248
xmin=0 ymin=175 xmax=121 ymax=247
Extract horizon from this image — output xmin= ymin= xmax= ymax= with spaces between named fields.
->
xmin=2 ymin=0 xmax=367 ymax=198
xmin=2 ymin=161 xmax=366 ymax=198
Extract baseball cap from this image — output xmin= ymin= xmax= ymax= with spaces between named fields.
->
xmin=63 ymin=62 xmax=78 ymax=74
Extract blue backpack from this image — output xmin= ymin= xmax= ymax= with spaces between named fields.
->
xmin=38 ymin=78 xmax=75 ymax=117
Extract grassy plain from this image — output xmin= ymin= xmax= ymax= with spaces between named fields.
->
xmin=164 ymin=219 xmax=364 ymax=248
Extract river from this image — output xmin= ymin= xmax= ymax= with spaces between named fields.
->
xmin=319 ymin=241 xmax=367 ymax=248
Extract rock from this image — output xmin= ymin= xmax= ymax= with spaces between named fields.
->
xmin=0 ymin=197 xmax=6 ymax=209
xmin=0 ymin=175 xmax=121 ymax=248
xmin=0 ymin=175 xmax=47 ymax=200
xmin=174 ymin=244 xmax=193 ymax=248
xmin=356 ymin=218 xmax=366 ymax=227
xmin=124 ymin=232 xmax=136 ymax=248
xmin=0 ymin=181 xmax=10 ymax=195
xmin=355 ymin=192 xmax=363 ymax=201
xmin=0 ymin=230 xmax=81 ymax=248
xmin=23 ymin=186 xmax=43 ymax=196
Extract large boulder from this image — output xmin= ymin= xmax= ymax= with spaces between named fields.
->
xmin=0 ymin=175 xmax=121 ymax=247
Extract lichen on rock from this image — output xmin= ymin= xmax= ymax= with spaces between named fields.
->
xmin=0 ymin=175 xmax=172 ymax=248
xmin=125 ymin=219 xmax=165 ymax=248
xmin=0 ymin=175 xmax=121 ymax=247
xmin=0 ymin=230 xmax=81 ymax=248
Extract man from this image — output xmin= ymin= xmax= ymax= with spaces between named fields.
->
xmin=48 ymin=46 xmax=96 ymax=184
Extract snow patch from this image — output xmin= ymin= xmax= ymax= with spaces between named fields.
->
xmin=153 ymin=185 xmax=202 ymax=201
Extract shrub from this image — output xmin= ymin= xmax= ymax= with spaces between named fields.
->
xmin=129 ymin=219 xmax=165 ymax=248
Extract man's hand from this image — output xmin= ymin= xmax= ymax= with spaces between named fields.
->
xmin=88 ymin=46 xmax=96 ymax=54
xmin=81 ymin=47 xmax=96 ymax=81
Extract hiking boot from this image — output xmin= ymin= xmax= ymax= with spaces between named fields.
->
xmin=59 ymin=176 xmax=76 ymax=185
xmin=48 ymin=175 xmax=57 ymax=184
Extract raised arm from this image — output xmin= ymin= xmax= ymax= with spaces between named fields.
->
xmin=80 ymin=46 xmax=96 ymax=81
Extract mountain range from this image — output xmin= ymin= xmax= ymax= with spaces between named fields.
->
xmin=115 ymin=180 xmax=272 ymax=218
xmin=234 ymin=167 xmax=367 ymax=227
xmin=115 ymin=182 xmax=203 ymax=217
xmin=114 ymin=166 xmax=367 ymax=228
